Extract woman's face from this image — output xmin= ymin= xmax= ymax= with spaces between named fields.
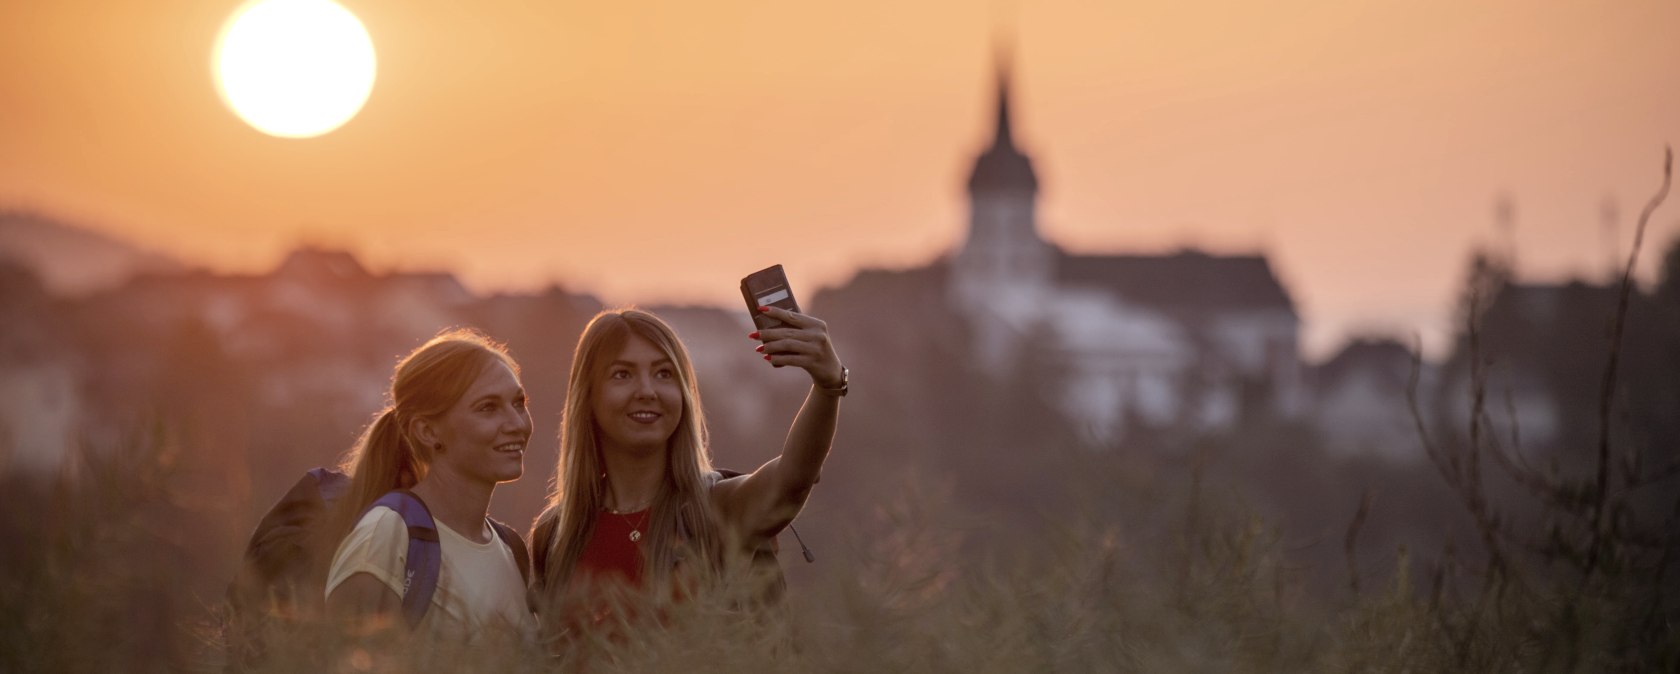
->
xmin=592 ymin=334 xmax=682 ymax=459
xmin=428 ymin=360 xmax=532 ymax=484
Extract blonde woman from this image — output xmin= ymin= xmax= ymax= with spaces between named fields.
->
xmin=323 ymin=329 xmax=538 ymax=641
xmin=530 ymin=306 xmax=844 ymax=634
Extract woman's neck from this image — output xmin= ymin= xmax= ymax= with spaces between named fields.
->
xmin=411 ymin=468 xmax=495 ymax=544
xmin=600 ymin=444 xmax=665 ymax=512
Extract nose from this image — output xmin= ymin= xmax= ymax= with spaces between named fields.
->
xmin=633 ymin=373 xmax=657 ymax=399
xmin=503 ymin=404 xmax=532 ymax=437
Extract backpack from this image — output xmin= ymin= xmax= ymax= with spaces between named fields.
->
xmin=226 ymin=468 xmax=530 ymax=665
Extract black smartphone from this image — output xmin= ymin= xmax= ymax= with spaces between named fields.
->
xmin=741 ymin=264 xmax=800 ymax=333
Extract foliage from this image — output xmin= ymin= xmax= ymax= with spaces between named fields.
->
xmin=4 ymin=412 xmax=1676 ymax=672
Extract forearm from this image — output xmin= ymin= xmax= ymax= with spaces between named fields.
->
xmin=774 ymin=385 xmax=841 ymax=499
xmin=728 ymin=304 xmax=843 ymax=537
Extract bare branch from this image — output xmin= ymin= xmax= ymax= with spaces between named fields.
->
xmin=1407 ymin=334 xmax=1453 ymax=484
xmin=1345 ymin=490 xmax=1373 ymax=596
xmin=1584 ymin=145 xmax=1673 ymax=582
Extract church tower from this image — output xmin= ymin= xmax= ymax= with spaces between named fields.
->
xmin=950 ymin=50 xmax=1056 ymax=366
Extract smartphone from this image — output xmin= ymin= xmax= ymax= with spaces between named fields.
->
xmin=741 ymin=264 xmax=800 ymax=333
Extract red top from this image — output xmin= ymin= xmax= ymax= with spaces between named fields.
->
xmin=574 ymin=509 xmax=649 ymax=588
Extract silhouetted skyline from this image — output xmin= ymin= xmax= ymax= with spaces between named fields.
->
xmin=2 ymin=0 xmax=1677 ymax=358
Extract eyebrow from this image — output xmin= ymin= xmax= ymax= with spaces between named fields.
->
xmin=610 ymin=358 xmax=674 ymax=368
xmin=470 ymin=389 xmax=525 ymax=405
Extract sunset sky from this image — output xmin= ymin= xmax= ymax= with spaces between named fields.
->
xmin=2 ymin=0 xmax=1677 ymax=358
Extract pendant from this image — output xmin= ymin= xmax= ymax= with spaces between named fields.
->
xmin=629 ymin=530 xmax=642 ymax=542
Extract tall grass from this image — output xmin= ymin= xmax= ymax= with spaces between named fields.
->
xmin=1 ymin=411 xmax=1675 ymax=672
xmin=0 ymin=424 xmax=197 ymax=673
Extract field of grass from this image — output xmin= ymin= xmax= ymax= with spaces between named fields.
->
xmin=2 ymin=419 xmax=1674 ymax=674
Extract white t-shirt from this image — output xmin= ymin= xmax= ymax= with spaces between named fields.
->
xmin=326 ymin=507 xmax=536 ymax=641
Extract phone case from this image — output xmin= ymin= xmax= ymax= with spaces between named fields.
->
xmin=741 ymin=264 xmax=800 ymax=332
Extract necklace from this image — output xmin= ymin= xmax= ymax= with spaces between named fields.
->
xmin=607 ymin=505 xmax=650 ymax=542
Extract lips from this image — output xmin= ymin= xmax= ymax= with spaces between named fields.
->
xmin=494 ymin=441 xmax=526 ymax=454
xmin=628 ymin=411 xmax=662 ymax=424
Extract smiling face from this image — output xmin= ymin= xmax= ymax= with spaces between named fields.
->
xmin=591 ymin=334 xmax=683 ymax=461
xmin=425 ymin=360 xmax=533 ymax=485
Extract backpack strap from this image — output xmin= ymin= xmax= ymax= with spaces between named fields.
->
xmin=363 ymin=490 xmax=440 ymax=630
xmin=487 ymin=518 xmax=535 ymax=614
xmin=487 ymin=518 xmax=531 ymax=585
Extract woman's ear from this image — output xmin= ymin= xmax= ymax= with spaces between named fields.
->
xmin=410 ymin=416 xmax=442 ymax=453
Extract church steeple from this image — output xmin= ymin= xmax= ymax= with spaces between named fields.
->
xmin=993 ymin=49 xmax=1015 ymax=148
xmin=967 ymin=44 xmax=1037 ymax=194
xmin=951 ymin=38 xmax=1055 ymax=371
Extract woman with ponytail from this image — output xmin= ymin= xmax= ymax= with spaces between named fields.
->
xmin=323 ymin=328 xmax=537 ymax=641
xmin=530 ymin=307 xmax=844 ymax=642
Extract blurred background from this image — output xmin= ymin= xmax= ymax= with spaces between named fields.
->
xmin=3 ymin=0 xmax=1679 ymax=670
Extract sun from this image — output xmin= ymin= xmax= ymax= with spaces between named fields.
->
xmin=214 ymin=0 xmax=377 ymax=138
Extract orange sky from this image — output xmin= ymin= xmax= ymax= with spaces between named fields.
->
xmin=2 ymin=0 xmax=1677 ymax=359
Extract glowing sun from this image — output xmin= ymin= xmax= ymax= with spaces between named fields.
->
xmin=214 ymin=0 xmax=377 ymax=138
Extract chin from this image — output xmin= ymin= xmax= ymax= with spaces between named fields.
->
xmin=491 ymin=458 xmax=525 ymax=483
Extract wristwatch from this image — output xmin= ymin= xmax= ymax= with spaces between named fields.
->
xmin=817 ymin=366 xmax=849 ymax=397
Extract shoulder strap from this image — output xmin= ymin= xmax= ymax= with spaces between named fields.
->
xmin=363 ymin=490 xmax=440 ymax=630
xmin=489 ymin=517 xmax=537 ymax=615
xmin=487 ymin=518 xmax=531 ymax=585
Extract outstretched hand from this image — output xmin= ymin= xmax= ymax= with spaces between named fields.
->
xmin=749 ymin=306 xmax=843 ymax=388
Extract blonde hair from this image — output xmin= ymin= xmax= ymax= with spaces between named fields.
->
xmin=534 ymin=309 xmax=723 ymax=600
xmin=326 ymin=328 xmax=520 ymax=543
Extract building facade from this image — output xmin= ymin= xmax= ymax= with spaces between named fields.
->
xmin=948 ymin=58 xmax=1305 ymax=443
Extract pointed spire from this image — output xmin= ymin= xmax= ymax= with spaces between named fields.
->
xmin=967 ymin=33 xmax=1037 ymax=194
xmin=992 ymin=40 xmax=1015 ymax=148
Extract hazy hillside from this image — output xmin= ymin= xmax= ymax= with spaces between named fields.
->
xmin=0 ymin=211 xmax=184 ymax=296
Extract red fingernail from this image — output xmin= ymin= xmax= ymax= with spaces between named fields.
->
xmin=763 ymin=354 xmax=772 ymax=361
xmin=748 ymin=331 xmax=760 ymax=340
xmin=754 ymin=344 xmax=764 ymax=353
xmin=758 ymin=306 xmax=769 ymax=312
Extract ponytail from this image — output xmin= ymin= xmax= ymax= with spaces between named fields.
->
xmin=321 ymin=327 xmax=517 ymax=548
xmin=324 ymin=408 xmax=427 ymax=546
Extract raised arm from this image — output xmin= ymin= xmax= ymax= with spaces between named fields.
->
xmin=712 ymin=306 xmax=844 ymax=547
